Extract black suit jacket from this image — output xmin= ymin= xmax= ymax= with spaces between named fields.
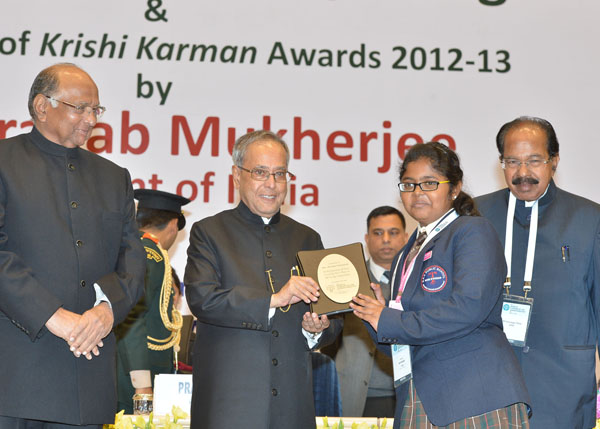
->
xmin=184 ymin=202 xmax=342 ymax=429
xmin=0 ymin=128 xmax=145 ymax=425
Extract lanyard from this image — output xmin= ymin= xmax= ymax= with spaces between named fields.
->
xmin=392 ymin=210 xmax=460 ymax=301
xmin=504 ymin=192 xmax=538 ymax=298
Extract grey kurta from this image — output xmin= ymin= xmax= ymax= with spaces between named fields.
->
xmin=333 ymin=263 xmax=395 ymax=417
xmin=476 ymin=180 xmax=600 ymax=429
xmin=184 ymin=201 xmax=342 ymax=429
xmin=0 ymin=128 xmax=145 ymax=425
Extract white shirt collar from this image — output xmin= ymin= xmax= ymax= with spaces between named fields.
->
xmin=418 ymin=208 xmax=455 ymax=236
xmin=368 ymin=259 xmax=389 ymax=284
xmin=518 ymin=184 xmax=550 ymax=208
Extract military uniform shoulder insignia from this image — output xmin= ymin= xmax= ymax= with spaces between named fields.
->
xmin=144 ymin=246 xmax=163 ymax=262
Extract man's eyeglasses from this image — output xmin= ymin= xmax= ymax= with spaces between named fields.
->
xmin=237 ymin=166 xmax=294 ymax=183
xmin=45 ymin=95 xmax=106 ymax=119
xmin=500 ymin=158 xmax=552 ymax=170
xmin=398 ymin=180 xmax=450 ymax=192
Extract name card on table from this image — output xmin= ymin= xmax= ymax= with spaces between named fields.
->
xmin=153 ymin=374 xmax=193 ymax=416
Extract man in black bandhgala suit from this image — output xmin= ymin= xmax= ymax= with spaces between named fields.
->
xmin=0 ymin=63 xmax=145 ymax=428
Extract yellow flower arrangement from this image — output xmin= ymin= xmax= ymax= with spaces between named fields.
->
xmin=103 ymin=405 xmax=189 ymax=429
xmin=318 ymin=416 xmax=388 ymax=429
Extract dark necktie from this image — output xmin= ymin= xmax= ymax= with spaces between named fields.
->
xmin=403 ymin=230 xmax=427 ymax=273
xmin=382 ymin=270 xmax=391 ymax=283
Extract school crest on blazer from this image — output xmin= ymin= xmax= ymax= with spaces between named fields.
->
xmin=421 ymin=265 xmax=447 ymax=292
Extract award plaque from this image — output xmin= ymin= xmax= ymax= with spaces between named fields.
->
xmin=296 ymin=242 xmax=374 ymax=316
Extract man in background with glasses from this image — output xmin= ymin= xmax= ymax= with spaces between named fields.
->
xmin=476 ymin=116 xmax=600 ymax=429
xmin=184 ymin=130 xmax=342 ymax=429
xmin=0 ymin=63 xmax=145 ymax=428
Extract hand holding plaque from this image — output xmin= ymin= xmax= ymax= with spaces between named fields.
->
xmin=296 ymin=243 xmax=374 ymax=316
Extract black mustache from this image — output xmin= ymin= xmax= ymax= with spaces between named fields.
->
xmin=512 ymin=176 xmax=539 ymax=186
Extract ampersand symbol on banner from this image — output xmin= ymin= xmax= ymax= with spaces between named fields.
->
xmin=145 ymin=0 xmax=168 ymax=22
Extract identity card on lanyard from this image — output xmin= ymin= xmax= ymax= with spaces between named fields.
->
xmin=388 ymin=210 xmax=459 ymax=387
xmin=501 ymin=193 xmax=535 ymax=347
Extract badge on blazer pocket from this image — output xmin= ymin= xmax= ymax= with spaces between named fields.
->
xmin=421 ymin=265 xmax=447 ymax=292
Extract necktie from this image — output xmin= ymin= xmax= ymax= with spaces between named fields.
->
xmin=403 ymin=230 xmax=427 ymax=273
xmin=381 ymin=271 xmax=392 ymax=300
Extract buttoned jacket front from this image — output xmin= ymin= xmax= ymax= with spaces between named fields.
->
xmin=0 ymin=128 xmax=145 ymax=425
xmin=476 ymin=181 xmax=600 ymax=429
xmin=184 ymin=202 xmax=342 ymax=429
xmin=377 ymin=215 xmax=530 ymax=427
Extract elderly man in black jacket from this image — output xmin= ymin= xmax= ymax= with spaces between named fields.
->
xmin=185 ymin=130 xmax=342 ymax=429
xmin=0 ymin=63 xmax=145 ymax=428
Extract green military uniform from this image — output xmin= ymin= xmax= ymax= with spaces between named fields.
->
xmin=115 ymin=232 xmax=177 ymax=414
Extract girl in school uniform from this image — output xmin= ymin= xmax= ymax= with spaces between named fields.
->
xmin=351 ymin=142 xmax=531 ymax=428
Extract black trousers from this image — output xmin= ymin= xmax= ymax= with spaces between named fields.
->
xmin=363 ymin=395 xmax=396 ymax=417
xmin=0 ymin=416 xmax=101 ymax=429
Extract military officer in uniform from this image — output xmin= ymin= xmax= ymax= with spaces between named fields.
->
xmin=115 ymin=189 xmax=191 ymax=413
